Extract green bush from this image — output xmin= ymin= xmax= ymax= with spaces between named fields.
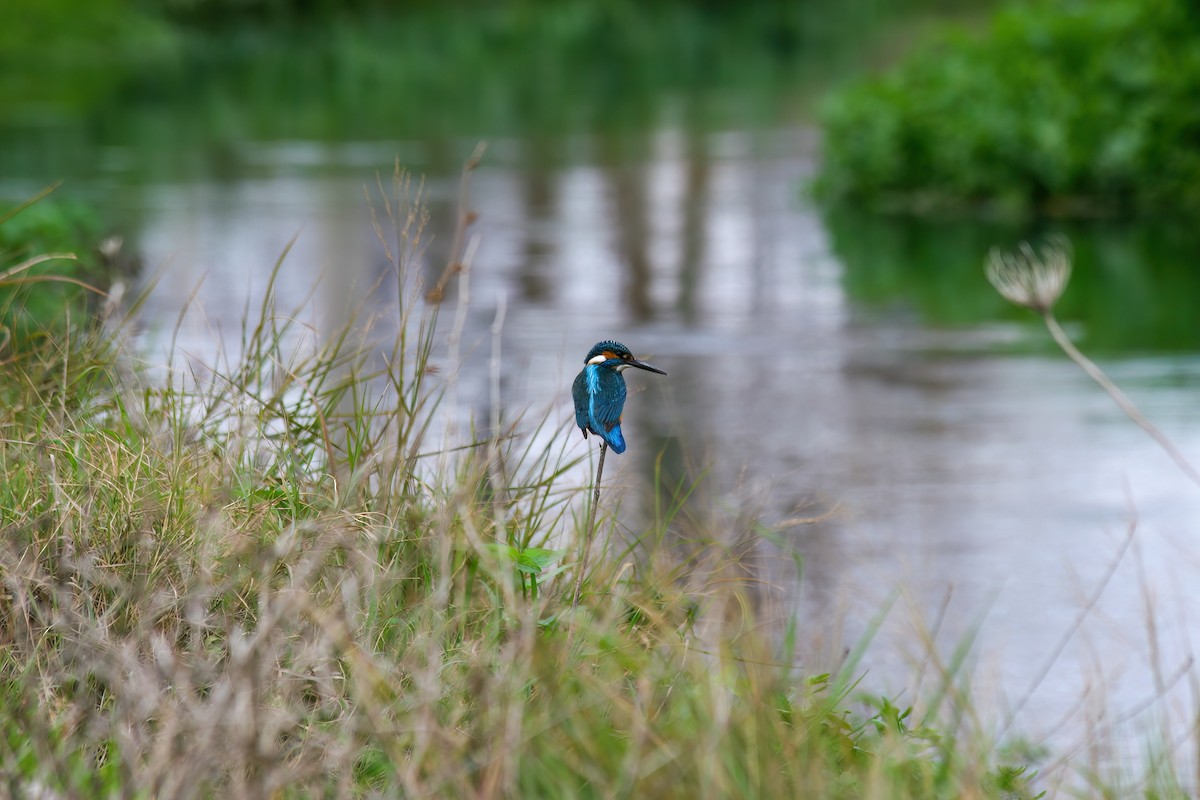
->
xmin=816 ymin=0 xmax=1200 ymax=216
xmin=0 ymin=0 xmax=176 ymax=119
xmin=0 ymin=191 xmax=109 ymax=348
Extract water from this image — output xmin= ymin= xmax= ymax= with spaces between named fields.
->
xmin=7 ymin=122 xmax=1200 ymax=781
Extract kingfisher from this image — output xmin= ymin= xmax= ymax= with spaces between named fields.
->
xmin=572 ymin=340 xmax=666 ymax=455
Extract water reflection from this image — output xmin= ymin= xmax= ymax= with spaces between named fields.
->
xmin=826 ymin=207 xmax=1200 ymax=351
xmin=18 ymin=127 xmax=1200 ymax=765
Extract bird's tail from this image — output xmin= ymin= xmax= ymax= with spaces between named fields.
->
xmin=603 ymin=425 xmax=626 ymax=454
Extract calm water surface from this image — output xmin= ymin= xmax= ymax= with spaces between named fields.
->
xmin=14 ymin=127 xmax=1200 ymax=771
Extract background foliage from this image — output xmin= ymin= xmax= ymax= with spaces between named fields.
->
xmin=0 ymin=193 xmax=114 ymax=349
xmin=816 ymin=0 xmax=1200 ymax=216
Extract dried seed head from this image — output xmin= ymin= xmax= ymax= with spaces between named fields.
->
xmin=986 ymin=235 xmax=1073 ymax=314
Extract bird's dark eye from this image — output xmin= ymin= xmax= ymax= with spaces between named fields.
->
xmin=622 ymin=352 xmax=632 ymax=359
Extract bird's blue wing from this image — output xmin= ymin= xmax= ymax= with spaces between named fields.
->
xmin=589 ymin=379 xmax=625 ymax=433
xmin=589 ymin=374 xmax=627 ymax=453
xmin=571 ymin=370 xmax=590 ymax=437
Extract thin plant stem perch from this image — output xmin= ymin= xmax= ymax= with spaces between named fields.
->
xmin=573 ymin=441 xmax=607 ymax=606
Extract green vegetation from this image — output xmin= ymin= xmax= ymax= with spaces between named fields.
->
xmin=816 ymin=0 xmax=1200 ymax=216
xmin=0 ymin=0 xmax=947 ymax=186
xmin=0 ymin=170 xmax=1042 ymax=799
xmin=0 ymin=187 xmax=121 ymax=351
xmin=0 ymin=0 xmax=845 ymax=136
xmin=0 ymin=0 xmax=175 ymax=116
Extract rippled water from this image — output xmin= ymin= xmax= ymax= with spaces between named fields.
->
xmin=24 ymin=127 xmax=1200 ymax=769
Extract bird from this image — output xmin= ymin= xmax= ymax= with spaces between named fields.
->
xmin=572 ymin=340 xmax=666 ymax=455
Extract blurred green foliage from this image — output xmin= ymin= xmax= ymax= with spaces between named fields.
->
xmin=816 ymin=0 xmax=1200 ymax=216
xmin=0 ymin=0 xmax=913 ymax=146
xmin=0 ymin=0 xmax=177 ymax=117
xmin=0 ymin=191 xmax=108 ymax=347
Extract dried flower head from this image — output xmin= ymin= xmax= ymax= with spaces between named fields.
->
xmin=985 ymin=235 xmax=1073 ymax=313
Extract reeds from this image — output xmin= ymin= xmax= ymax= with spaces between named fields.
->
xmin=572 ymin=441 xmax=608 ymax=607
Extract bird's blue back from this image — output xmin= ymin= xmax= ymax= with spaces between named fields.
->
xmin=572 ymin=363 xmax=628 ymax=454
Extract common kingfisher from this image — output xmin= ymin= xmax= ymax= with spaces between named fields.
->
xmin=572 ymin=340 xmax=666 ymax=455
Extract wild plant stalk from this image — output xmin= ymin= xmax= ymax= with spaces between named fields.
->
xmin=1040 ymin=311 xmax=1200 ymax=489
xmin=986 ymin=237 xmax=1200 ymax=490
xmin=572 ymin=440 xmax=607 ymax=606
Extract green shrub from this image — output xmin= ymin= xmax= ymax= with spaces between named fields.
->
xmin=0 ymin=0 xmax=176 ymax=118
xmin=0 ymin=191 xmax=111 ymax=347
xmin=816 ymin=0 xmax=1200 ymax=216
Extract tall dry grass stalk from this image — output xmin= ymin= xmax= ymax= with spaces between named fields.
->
xmin=986 ymin=236 xmax=1200 ymax=490
xmin=984 ymin=235 xmax=1200 ymax=491
xmin=572 ymin=441 xmax=608 ymax=607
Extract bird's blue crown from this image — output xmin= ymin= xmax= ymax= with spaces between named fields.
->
xmin=583 ymin=340 xmax=632 ymax=363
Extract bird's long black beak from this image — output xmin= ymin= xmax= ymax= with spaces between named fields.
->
xmin=630 ymin=358 xmax=667 ymax=376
